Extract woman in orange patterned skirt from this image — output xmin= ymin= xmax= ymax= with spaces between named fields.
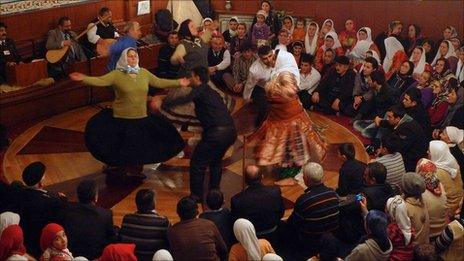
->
xmin=248 ymin=71 xmax=327 ymax=185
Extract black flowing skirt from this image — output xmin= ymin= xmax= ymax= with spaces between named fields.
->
xmin=85 ymin=109 xmax=185 ymax=166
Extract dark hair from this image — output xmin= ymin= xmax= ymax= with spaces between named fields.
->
xmin=135 ymin=189 xmax=155 ymax=213
xmin=206 ymin=189 xmax=224 ymax=210
xmin=359 ymin=28 xmax=367 ymax=35
xmin=239 ymin=41 xmax=254 ymax=52
xmin=99 ymin=7 xmax=110 ymax=17
xmin=190 ymin=66 xmax=209 ymax=83
xmin=326 ymin=35 xmax=334 ymax=40
xmin=449 ymin=78 xmax=460 ymax=93
xmin=365 ymin=57 xmax=379 ymax=69
xmin=324 ymin=48 xmax=336 ymax=56
xmin=169 ymin=30 xmax=179 ymax=36
xmin=366 ymin=162 xmax=387 ymax=184
xmin=237 ymin=22 xmax=247 ymax=30
xmin=381 ymin=133 xmax=402 ymax=153
xmin=178 ymin=19 xmax=193 ymax=40
xmin=338 ymin=143 xmax=355 ymax=160
xmin=371 ymin=70 xmax=386 ymax=85
xmin=278 ymin=28 xmax=290 ymax=36
xmin=0 ymin=22 xmax=6 ymax=29
xmin=389 ymin=104 xmax=405 ymax=118
xmin=408 ymin=24 xmax=421 ymax=38
xmin=300 ymin=53 xmax=314 ymax=64
xmin=404 ymin=87 xmax=422 ymax=104
xmin=402 ymin=60 xmax=415 ymax=76
xmin=436 ymin=57 xmax=450 ymax=73
xmin=261 ymin=0 xmax=273 ymax=9
xmin=58 ymin=16 xmax=71 ymax=26
xmin=366 ymin=210 xmax=391 ymax=252
xmin=77 ymin=179 xmax=98 ymax=204
xmin=177 ymin=196 xmax=198 ymax=220
xmin=413 ymin=244 xmax=441 ymax=261
xmin=258 ymin=45 xmax=272 ymax=56
xmin=229 ymin=17 xmax=238 ymax=23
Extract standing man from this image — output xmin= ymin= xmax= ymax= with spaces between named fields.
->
xmin=82 ymin=7 xmax=119 ymax=58
xmin=107 ymin=21 xmax=141 ymax=71
xmin=160 ymin=67 xmax=237 ymax=202
xmin=0 ymin=22 xmax=22 ymax=83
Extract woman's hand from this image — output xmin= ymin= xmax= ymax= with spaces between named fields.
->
xmin=69 ymin=72 xmax=85 ymax=81
xmin=179 ymin=77 xmax=190 ymax=88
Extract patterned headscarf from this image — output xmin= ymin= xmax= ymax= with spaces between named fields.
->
xmin=116 ymin=48 xmax=140 ymax=74
xmin=415 ymin=158 xmax=442 ymax=195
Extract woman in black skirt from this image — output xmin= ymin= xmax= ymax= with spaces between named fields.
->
xmin=70 ymin=47 xmax=189 ymax=179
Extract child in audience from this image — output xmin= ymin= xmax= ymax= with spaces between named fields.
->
xmin=40 ymin=223 xmax=73 ymax=260
xmin=251 ymin=10 xmax=271 ymax=47
xmin=292 ymin=18 xmax=306 ymax=42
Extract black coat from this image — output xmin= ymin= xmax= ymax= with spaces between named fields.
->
xmin=361 ymin=183 xmax=395 ymax=211
xmin=450 ymin=106 xmax=464 ymax=129
xmin=231 ymin=183 xmax=284 ymax=233
xmin=60 ymin=203 xmax=115 ymax=260
xmin=404 ymin=104 xmax=432 ymax=139
xmin=336 ymin=159 xmax=366 ymax=196
xmin=369 ymin=84 xmax=397 ymax=118
xmin=316 ymin=67 xmax=356 ymax=106
xmin=199 ymin=208 xmax=233 ymax=248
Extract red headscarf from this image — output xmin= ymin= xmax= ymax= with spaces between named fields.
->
xmin=40 ymin=223 xmax=65 ymax=251
xmin=99 ymin=243 xmax=137 ymax=261
xmin=0 ymin=225 xmax=26 ymax=260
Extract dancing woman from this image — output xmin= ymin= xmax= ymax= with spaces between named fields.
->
xmin=70 ymin=47 xmax=188 ymax=179
xmin=248 ymin=71 xmax=327 ymax=186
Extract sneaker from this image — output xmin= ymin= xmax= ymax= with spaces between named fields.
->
xmin=365 ymin=145 xmax=376 ymax=155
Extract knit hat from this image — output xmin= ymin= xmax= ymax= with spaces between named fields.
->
xmin=402 ymin=172 xmax=426 ymax=197
xmin=40 ymin=223 xmax=64 ymax=251
xmin=22 ymin=161 xmax=45 ymax=186
xmin=256 ymin=10 xmax=267 ymax=19
xmin=335 ymin=55 xmax=350 ymax=65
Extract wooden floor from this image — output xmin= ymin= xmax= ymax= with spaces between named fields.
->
xmin=2 ymin=102 xmax=368 ymax=225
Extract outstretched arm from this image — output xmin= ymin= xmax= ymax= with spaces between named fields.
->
xmin=69 ymin=71 xmax=116 ymax=87
xmin=144 ymin=69 xmax=189 ymax=88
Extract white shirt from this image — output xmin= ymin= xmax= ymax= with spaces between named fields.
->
xmin=274 ymin=44 xmax=287 ymax=52
xmin=243 ymin=59 xmax=272 ymax=99
xmin=299 ymin=67 xmax=321 ymax=94
xmin=87 ymin=22 xmax=119 ymax=44
xmin=213 ymin=49 xmax=231 ymax=71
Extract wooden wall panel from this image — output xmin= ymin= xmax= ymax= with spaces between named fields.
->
xmin=211 ymin=0 xmax=464 ymax=41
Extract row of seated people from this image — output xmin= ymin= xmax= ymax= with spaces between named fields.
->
xmin=1 ymin=144 xmax=463 ymax=261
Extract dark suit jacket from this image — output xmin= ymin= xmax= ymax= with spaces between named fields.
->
xmin=46 ymin=28 xmax=87 ymax=61
xmin=231 ymin=183 xmax=284 ymax=233
xmin=336 ymin=159 xmax=366 ymax=196
xmin=17 ymin=187 xmax=68 ymax=257
xmin=316 ymin=67 xmax=356 ymax=107
xmin=199 ymin=208 xmax=233 ymax=248
xmin=60 ymin=202 xmax=115 ymax=260
xmin=0 ymin=38 xmax=22 ymax=82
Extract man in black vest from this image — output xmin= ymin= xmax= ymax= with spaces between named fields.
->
xmin=0 ymin=22 xmax=22 ymax=83
xmin=82 ymin=7 xmax=119 ymax=58
xmin=207 ymin=34 xmax=232 ymax=89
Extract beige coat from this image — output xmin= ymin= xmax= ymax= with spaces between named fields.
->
xmin=422 ymin=188 xmax=448 ymax=237
xmin=405 ymin=197 xmax=430 ymax=244
xmin=435 ymin=168 xmax=463 ymax=216
xmin=345 ymin=238 xmax=392 ymax=261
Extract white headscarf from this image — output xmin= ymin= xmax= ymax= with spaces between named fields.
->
xmin=0 ymin=212 xmax=20 ymax=237
xmin=271 ymin=49 xmax=301 ymax=86
xmin=324 ymin=31 xmax=342 ymax=50
xmin=228 ymin=17 xmax=239 ymax=38
xmin=431 ymin=40 xmax=457 ymax=66
xmin=350 ymin=27 xmax=373 ymax=59
xmin=202 ymin=18 xmax=213 ymax=27
xmin=305 ymin=22 xmax=320 ymax=55
xmin=386 ymin=196 xmax=412 ymax=245
xmin=283 ymin=15 xmax=294 ymax=34
xmin=152 ymin=249 xmax=173 ymax=261
xmin=445 ymin=126 xmax=464 ymax=146
xmin=233 ymin=219 xmax=261 ymax=261
xmin=383 ymin=36 xmax=404 ymax=72
xmin=322 ymin=19 xmax=336 ymax=34
xmin=116 ymin=47 xmax=140 ymax=74
xmin=456 ymin=53 xmax=464 ymax=83
xmin=262 ymin=253 xmax=283 ymax=261
xmin=430 ymin=140 xmax=460 ymax=179
xmin=410 ymin=47 xmax=427 ymax=75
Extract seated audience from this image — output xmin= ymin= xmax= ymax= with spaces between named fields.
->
xmin=40 ymin=223 xmax=73 ymax=260
xmin=251 ymin=10 xmax=271 ymax=47
xmin=311 ymin=55 xmax=355 ymax=115
xmin=229 ymin=218 xmax=275 ymax=260
xmin=18 ymin=162 xmax=67 ymax=257
xmin=439 ymin=126 xmax=464 ymax=176
xmin=119 ymin=189 xmax=170 ymax=260
xmin=431 ymin=40 xmax=458 ymax=73
xmin=434 ymin=218 xmax=464 ymax=260
xmin=443 ymin=80 xmax=464 ymax=129
xmin=229 ymin=23 xmax=248 ymax=58
xmin=408 ymin=70 xmax=434 ymax=109
xmin=273 ymin=29 xmax=290 ymax=52
xmin=297 ymin=53 xmax=321 ymax=109
xmin=385 ymin=196 xmax=414 ymax=261
xmin=403 ymin=24 xmax=424 ymax=56
xmin=429 ymin=140 xmax=463 ymax=217
xmin=107 ymin=21 xmax=141 ymax=71
xmin=46 ymin=16 xmax=87 ymax=79
xmin=199 ymin=190 xmax=233 ymax=248
xmin=304 ymin=21 xmax=322 ymax=56
xmin=0 ymin=212 xmax=20 ymax=237
xmin=348 ymin=57 xmax=379 ymax=119
xmin=208 ymin=33 xmax=233 ymax=88
xmin=345 ymin=210 xmax=392 ymax=261
xmin=314 ymin=32 xmax=344 ymax=71
xmin=374 ymin=20 xmax=403 ymax=61
xmin=374 ymin=134 xmax=406 ymax=190
xmin=319 ymin=48 xmax=336 ymax=78
xmin=383 ymin=36 xmax=407 ymax=80
xmin=98 ymin=243 xmax=137 ymax=261
xmin=360 ymin=162 xmax=395 ymax=211
xmin=287 ymin=163 xmax=339 ymax=257
xmin=410 ymin=47 xmax=432 ymax=80
xmin=82 ymin=7 xmax=119 ymax=58
xmin=0 ymin=225 xmax=31 ymax=261
xmin=280 ymin=16 xmax=294 ymax=37
xmin=230 ymin=42 xmax=257 ymax=94
xmin=433 ymin=58 xmax=456 ymax=91
xmin=231 ymin=165 xmax=284 ymax=235
xmin=415 ymin=159 xmax=448 ymax=239
xmin=157 ymin=31 xmax=180 ymax=79
xmin=349 ymin=27 xmax=379 ymax=62
xmin=336 ymin=143 xmax=366 ymax=196
xmin=402 ymin=172 xmax=430 ymax=244
xmin=0 ymin=22 xmax=22 ymax=84
xmin=168 ymin=196 xmax=227 ymax=261
xmin=413 ymin=244 xmax=441 ymax=261
xmin=338 ymin=19 xmax=357 ymax=53
xmin=291 ymin=18 xmax=306 ymax=43
xmin=152 ymin=249 xmax=173 ymax=261
xmin=402 ymin=87 xmax=432 ymax=137
xmin=289 ymin=40 xmax=303 ymax=66
xmin=387 ymin=60 xmax=416 ymax=98
xmin=457 ymin=46 xmax=464 ymax=84
xmin=222 ymin=17 xmax=238 ymax=44
xmin=61 ymin=179 xmax=115 ymax=260
xmin=428 ymin=80 xmax=450 ymax=129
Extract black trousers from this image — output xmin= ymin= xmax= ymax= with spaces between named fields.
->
xmin=251 ymin=86 xmax=269 ymax=127
xmin=297 ymin=90 xmax=313 ymax=109
xmin=190 ymin=126 xmax=237 ymax=199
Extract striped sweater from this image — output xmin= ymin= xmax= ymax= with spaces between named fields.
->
xmin=375 ymin=152 xmax=406 ymax=189
xmin=288 ymin=184 xmax=340 ymax=235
